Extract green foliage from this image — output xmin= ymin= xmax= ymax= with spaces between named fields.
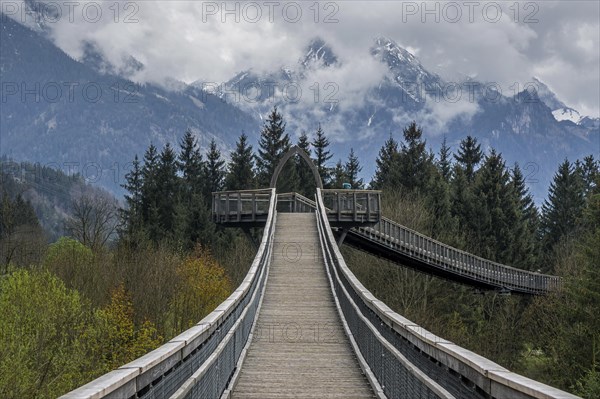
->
xmin=0 ymin=269 xmax=89 ymax=398
xmin=82 ymin=284 xmax=162 ymax=374
xmin=121 ymin=154 xmax=144 ymax=238
xmin=454 ymin=135 xmax=483 ymax=182
xmin=396 ymin=122 xmax=435 ymax=193
xmin=225 ymin=133 xmax=256 ymax=190
xmin=312 ymin=124 xmax=333 ymax=187
xmin=44 ymin=237 xmax=97 ymax=296
xmin=296 ymin=131 xmax=316 ymax=196
xmin=344 ymin=148 xmax=364 ymax=189
xmin=371 ymin=133 xmax=399 ymax=189
xmin=437 ymin=135 xmax=452 ymax=182
xmin=1 ymin=191 xmax=45 ymax=269
xmin=330 ymin=159 xmax=347 ymax=188
xmin=574 ymin=368 xmax=600 ymax=399
xmin=256 ymin=106 xmax=293 ymax=188
xmin=171 ymin=246 xmax=232 ymax=332
xmin=470 ymin=150 xmax=517 ymax=262
xmin=205 ymin=138 xmax=226 ymax=198
xmin=540 ymin=159 xmax=586 ymax=259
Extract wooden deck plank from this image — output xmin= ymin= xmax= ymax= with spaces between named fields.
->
xmin=232 ymin=213 xmax=374 ymax=398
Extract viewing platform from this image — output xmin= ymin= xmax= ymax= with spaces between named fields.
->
xmin=213 ymin=189 xmax=382 ymax=228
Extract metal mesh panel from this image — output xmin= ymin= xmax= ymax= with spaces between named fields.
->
xmin=335 ymin=260 xmax=483 ymax=399
xmin=315 ymin=208 xmax=485 ymax=399
xmin=137 ymin=207 xmax=271 ymax=399
xmin=174 ymin=238 xmax=269 ymax=399
xmin=325 ymin=248 xmax=444 ymax=399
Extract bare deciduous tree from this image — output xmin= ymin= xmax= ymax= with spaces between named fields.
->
xmin=66 ymin=191 xmax=119 ymax=249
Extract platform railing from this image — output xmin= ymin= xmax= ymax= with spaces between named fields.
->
xmin=61 ymin=188 xmax=277 ymax=399
xmin=315 ymin=188 xmax=580 ymax=399
xmin=320 ymin=189 xmax=381 ymax=224
xmin=212 ymin=189 xmax=272 ymax=224
xmin=276 ymin=192 xmax=316 ymax=213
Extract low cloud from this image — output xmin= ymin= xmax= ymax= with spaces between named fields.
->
xmin=9 ymin=0 xmax=599 ymax=117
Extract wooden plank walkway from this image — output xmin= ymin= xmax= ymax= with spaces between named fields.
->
xmin=231 ymin=213 xmax=375 ymax=398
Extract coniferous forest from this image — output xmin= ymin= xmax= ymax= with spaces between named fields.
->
xmin=1 ymin=107 xmax=599 ymax=398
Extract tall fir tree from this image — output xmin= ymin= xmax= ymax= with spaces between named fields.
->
xmin=330 ymin=159 xmax=347 ymax=188
xmin=311 ymin=124 xmax=333 ymax=188
xmin=225 ymin=133 xmax=255 ymax=190
xmin=509 ymin=163 xmax=539 ymax=270
xmin=155 ymin=143 xmax=179 ymax=240
xmin=255 ymin=107 xmax=293 ymax=189
xmin=540 ymin=159 xmax=586 ymax=254
xmin=140 ymin=144 xmax=160 ymax=229
xmin=205 ymin=139 xmax=226 ymax=198
xmin=177 ymin=131 xmax=210 ymax=248
xmin=121 ymin=155 xmax=144 ymax=237
xmin=371 ymin=133 xmax=399 ymax=189
xmin=397 ymin=122 xmax=434 ymax=193
xmin=296 ymin=131 xmax=315 ymax=196
xmin=471 ymin=150 xmax=516 ymax=263
xmin=576 ymin=155 xmax=599 ymax=198
xmin=425 ymin=169 xmax=453 ymax=240
xmin=345 ymin=148 xmax=364 ymax=189
xmin=437 ymin=135 xmax=452 ymax=182
xmin=454 ymin=136 xmax=483 ymax=183
xmin=178 ymin=130 xmax=205 ymax=196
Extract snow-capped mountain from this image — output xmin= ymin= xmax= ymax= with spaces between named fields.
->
xmin=532 ymin=77 xmax=599 ymax=127
xmin=1 ymin=13 xmax=597 ymax=203
xmin=203 ymin=37 xmax=598 ymax=202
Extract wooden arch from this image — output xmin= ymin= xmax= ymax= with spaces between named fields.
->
xmin=270 ymin=145 xmax=323 ymax=189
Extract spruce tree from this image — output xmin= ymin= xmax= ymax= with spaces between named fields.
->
xmin=397 ymin=122 xmax=433 ymax=193
xmin=471 ymin=150 xmax=516 ymax=262
xmin=450 ymin=165 xmax=473 ymax=236
xmin=371 ymin=133 xmax=399 ymax=189
xmin=140 ymin=144 xmax=160 ymax=228
xmin=205 ymin=139 xmax=226 ymax=197
xmin=296 ymin=131 xmax=315 ymax=196
xmin=155 ymin=143 xmax=179 ymax=240
xmin=178 ymin=130 xmax=205 ymax=196
xmin=121 ymin=155 xmax=144 ymax=235
xmin=177 ymin=130 xmax=210 ymax=248
xmin=330 ymin=159 xmax=347 ymax=188
xmin=256 ymin=107 xmax=291 ymax=187
xmin=425 ymin=169 xmax=452 ymax=240
xmin=576 ymin=155 xmax=599 ymax=198
xmin=437 ymin=135 xmax=452 ymax=182
xmin=345 ymin=148 xmax=364 ymax=189
xmin=454 ymin=135 xmax=483 ymax=183
xmin=311 ymin=124 xmax=333 ymax=187
xmin=509 ymin=163 xmax=539 ymax=270
xmin=225 ymin=133 xmax=255 ymax=190
xmin=540 ymin=159 xmax=586 ymax=252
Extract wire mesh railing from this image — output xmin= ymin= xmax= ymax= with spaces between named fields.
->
xmin=315 ymin=188 xmax=580 ymax=399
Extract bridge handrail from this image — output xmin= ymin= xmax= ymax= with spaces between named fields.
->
xmin=61 ymin=188 xmax=277 ymax=399
xmin=316 ymin=189 xmax=454 ymax=399
xmin=316 ymin=188 xmax=580 ymax=399
xmin=359 ymin=216 xmax=561 ymax=293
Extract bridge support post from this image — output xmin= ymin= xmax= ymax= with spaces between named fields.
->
xmin=337 ymin=228 xmax=349 ymax=246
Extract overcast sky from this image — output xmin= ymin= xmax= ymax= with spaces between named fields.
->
xmin=16 ymin=0 xmax=599 ymax=117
